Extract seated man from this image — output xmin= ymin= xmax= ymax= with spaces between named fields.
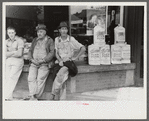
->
xmin=5 ymin=26 xmax=25 ymax=100
xmin=27 ymin=24 xmax=54 ymax=100
xmin=50 ymin=22 xmax=86 ymax=100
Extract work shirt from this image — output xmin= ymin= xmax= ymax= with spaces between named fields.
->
xmin=28 ymin=35 xmax=54 ymax=68
xmin=33 ymin=37 xmax=47 ymax=61
xmin=55 ymin=35 xmax=83 ymax=61
xmin=6 ymin=36 xmax=24 ymax=59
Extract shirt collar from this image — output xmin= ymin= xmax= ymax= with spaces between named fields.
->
xmin=37 ymin=35 xmax=47 ymax=41
xmin=8 ymin=36 xmax=17 ymax=42
xmin=59 ymin=35 xmax=70 ymax=43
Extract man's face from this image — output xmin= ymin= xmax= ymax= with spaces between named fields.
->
xmin=59 ymin=27 xmax=68 ymax=36
xmin=37 ymin=29 xmax=46 ymax=39
xmin=7 ymin=29 xmax=16 ymax=40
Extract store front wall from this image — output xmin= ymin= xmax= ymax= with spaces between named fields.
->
xmin=68 ymin=6 xmax=144 ymax=86
xmin=22 ymin=6 xmax=138 ymax=93
xmin=5 ymin=5 xmax=144 ymax=99
xmin=43 ymin=6 xmax=143 ymax=88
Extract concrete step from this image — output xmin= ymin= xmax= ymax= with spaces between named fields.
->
xmin=66 ymin=93 xmax=116 ymax=101
xmin=13 ymin=73 xmax=117 ymax=101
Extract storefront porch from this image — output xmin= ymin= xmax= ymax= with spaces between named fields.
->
xmin=13 ymin=63 xmax=136 ymax=100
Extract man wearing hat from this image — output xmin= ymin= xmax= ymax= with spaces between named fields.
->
xmin=26 ymin=24 xmax=54 ymax=100
xmin=50 ymin=21 xmax=86 ymax=100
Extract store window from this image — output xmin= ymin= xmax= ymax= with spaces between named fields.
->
xmin=70 ymin=6 xmax=122 ymax=45
xmin=70 ymin=6 xmax=123 ymax=63
xmin=107 ymin=6 xmax=121 ymax=45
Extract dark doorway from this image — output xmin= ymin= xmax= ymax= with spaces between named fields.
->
xmin=124 ymin=6 xmax=144 ymax=86
xmin=44 ymin=6 xmax=69 ymax=39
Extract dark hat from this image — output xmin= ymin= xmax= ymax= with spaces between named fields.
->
xmin=36 ymin=24 xmax=47 ymax=31
xmin=58 ymin=22 xmax=69 ymax=29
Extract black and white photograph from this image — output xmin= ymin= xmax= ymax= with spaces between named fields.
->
xmin=2 ymin=2 xmax=147 ymax=119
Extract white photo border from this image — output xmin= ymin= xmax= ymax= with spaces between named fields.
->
xmin=2 ymin=2 xmax=147 ymax=119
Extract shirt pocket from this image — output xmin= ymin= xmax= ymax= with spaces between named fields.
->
xmin=8 ymin=41 xmax=18 ymax=51
xmin=57 ymin=43 xmax=64 ymax=50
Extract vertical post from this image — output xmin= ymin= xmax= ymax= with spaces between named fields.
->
xmin=3 ymin=3 xmax=6 ymax=97
xmin=120 ymin=6 xmax=124 ymax=26
xmin=124 ymin=6 xmax=144 ymax=86
xmin=106 ymin=6 xmax=108 ymax=35
xmin=135 ymin=6 xmax=144 ymax=86
xmin=69 ymin=6 xmax=71 ymax=36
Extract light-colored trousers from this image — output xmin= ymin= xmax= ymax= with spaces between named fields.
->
xmin=52 ymin=66 xmax=69 ymax=100
xmin=4 ymin=58 xmax=24 ymax=99
xmin=28 ymin=63 xmax=50 ymax=98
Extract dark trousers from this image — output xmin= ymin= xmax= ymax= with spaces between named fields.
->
xmin=52 ymin=60 xmax=78 ymax=81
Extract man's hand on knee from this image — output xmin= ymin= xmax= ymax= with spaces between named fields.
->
xmin=59 ymin=61 xmax=64 ymax=66
xmin=31 ymin=59 xmax=40 ymax=66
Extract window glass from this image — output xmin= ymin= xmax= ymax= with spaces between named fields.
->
xmin=70 ymin=6 xmax=108 ymax=46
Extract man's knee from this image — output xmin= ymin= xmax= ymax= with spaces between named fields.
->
xmin=37 ymin=70 xmax=49 ymax=82
xmin=57 ymin=66 xmax=68 ymax=75
xmin=9 ymin=74 xmax=17 ymax=81
xmin=28 ymin=69 xmax=37 ymax=82
xmin=9 ymin=71 xmax=20 ymax=81
xmin=28 ymin=74 xmax=36 ymax=82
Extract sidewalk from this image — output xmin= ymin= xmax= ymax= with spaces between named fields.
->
xmin=81 ymin=87 xmax=144 ymax=101
xmin=13 ymin=85 xmax=145 ymax=101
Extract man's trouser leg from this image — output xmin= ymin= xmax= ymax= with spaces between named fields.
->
xmin=4 ymin=59 xmax=24 ymax=100
xmin=28 ymin=64 xmax=38 ymax=97
xmin=60 ymin=81 xmax=66 ymax=100
xmin=52 ymin=66 xmax=69 ymax=100
xmin=35 ymin=65 xmax=49 ymax=98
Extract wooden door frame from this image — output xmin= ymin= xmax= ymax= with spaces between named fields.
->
xmin=124 ymin=6 xmax=144 ymax=86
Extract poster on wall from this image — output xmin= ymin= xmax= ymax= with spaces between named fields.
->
xmin=86 ymin=6 xmax=107 ymax=35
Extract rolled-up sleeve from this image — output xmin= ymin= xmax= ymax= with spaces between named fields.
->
xmin=70 ymin=37 xmax=83 ymax=50
xmin=17 ymin=38 xmax=25 ymax=49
